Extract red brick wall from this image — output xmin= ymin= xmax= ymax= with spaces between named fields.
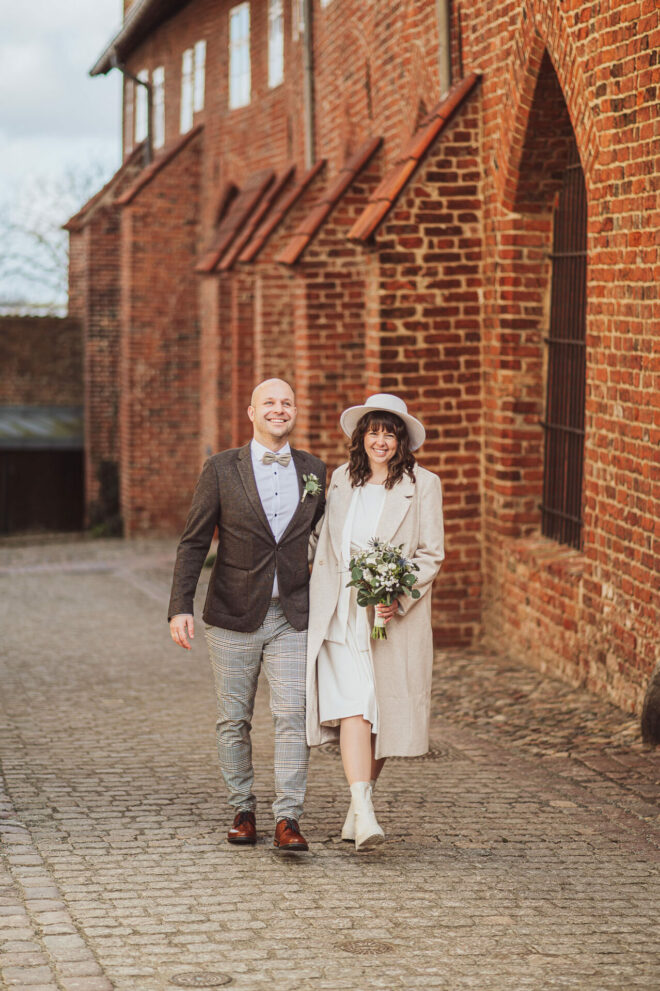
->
xmin=468 ymin=0 xmax=659 ymax=712
xmin=119 ymin=130 xmax=203 ymax=535
xmin=0 ymin=317 xmax=82 ymax=405
xmin=364 ymin=94 xmax=483 ymax=646
xmin=75 ymin=0 xmax=659 ymax=715
xmin=292 ymin=154 xmax=385 ymax=466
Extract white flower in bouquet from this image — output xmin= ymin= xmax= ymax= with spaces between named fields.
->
xmin=346 ymin=537 xmax=421 ymax=640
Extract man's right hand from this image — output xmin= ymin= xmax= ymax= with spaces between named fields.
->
xmin=170 ymin=614 xmax=194 ymax=650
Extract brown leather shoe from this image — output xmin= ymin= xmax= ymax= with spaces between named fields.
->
xmin=227 ymin=810 xmax=257 ymax=845
xmin=273 ymin=817 xmax=309 ymax=851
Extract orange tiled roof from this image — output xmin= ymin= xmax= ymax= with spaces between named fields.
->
xmin=63 ymin=145 xmax=145 ymax=231
xmin=275 ymin=136 xmax=383 ymax=266
xmin=218 ymin=165 xmax=296 ymax=271
xmin=348 ymin=73 xmax=481 ymax=243
xmin=116 ymin=124 xmax=204 ymax=206
xmin=238 ymin=159 xmax=326 ymax=264
xmin=196 ymin=169 xmax=276 ymax=274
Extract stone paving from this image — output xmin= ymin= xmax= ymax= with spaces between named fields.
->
xmin=1 ymin=537 xmax=659 ymax=991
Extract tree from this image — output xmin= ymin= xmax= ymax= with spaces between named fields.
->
xmin=0 ymin=161 xmax=112 ymax=313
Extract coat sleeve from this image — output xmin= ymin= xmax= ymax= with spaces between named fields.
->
xmin=397 ymin=471 xmax=445 ymax=617
xmin=167 ymin=459 xmax=219 ymax=620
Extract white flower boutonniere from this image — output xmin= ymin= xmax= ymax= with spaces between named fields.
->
xmin=301 ymin=473 xmax=321 ymax=503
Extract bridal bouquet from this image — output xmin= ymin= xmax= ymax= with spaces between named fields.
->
xmin=346 ymin=537 xmax=420 ymax=640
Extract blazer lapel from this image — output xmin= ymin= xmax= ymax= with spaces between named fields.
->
xmin=375 ymin=472 xmax=416 ymax=543
xmin=279 ymin=449 xmax=316 ymax=542
xmin=236 ymin=443 xmax=274 ymax=538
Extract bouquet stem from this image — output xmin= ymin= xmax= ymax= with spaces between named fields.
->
xmin=371 ymin=612 xmax=387 ymax=640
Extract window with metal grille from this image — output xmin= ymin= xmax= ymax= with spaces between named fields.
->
xmin=540 ymin=152 xmax=587 ymax=550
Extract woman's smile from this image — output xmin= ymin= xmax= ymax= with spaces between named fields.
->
xmin=364 ymin=428 xmax=397 ymax=466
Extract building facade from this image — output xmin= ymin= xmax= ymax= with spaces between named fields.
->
xmin=68 ymin=0 xmax=659 ymax=716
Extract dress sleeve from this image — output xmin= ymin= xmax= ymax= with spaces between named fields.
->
xmin=397 ymin=471 xmax=445 ymax=617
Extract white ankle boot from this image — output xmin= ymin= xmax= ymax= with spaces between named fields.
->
xmin=350 ymin=781 xmax=384 ymax=851
xmin=341 ymin=778 xmax=376 ymax=842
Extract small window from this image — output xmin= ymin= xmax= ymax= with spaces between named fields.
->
xmin=180 ymin=48 xmax=194 ymax=133
xmin=193 ymin=40 xmax=206 ymax=111
xmin=124 ymin=79 xmax=134 ymax=155
xmin=268 ymin=0 xmax=284 ymax=88
xmin=180 ymin=42 xmax=206 ymax=133
xmin=291 ymin=0 xmax=304 ymax=41
xmin=229 ymin=3 xmax=251 ymax=109
xmin=152 ymin=66 xmax=165 ymax=149
xmin=134 ymin=69 xmax=149 ymax=143
xmin=540 ymin=152 xmax=587 ymax=550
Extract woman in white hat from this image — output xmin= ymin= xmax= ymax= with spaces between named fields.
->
xmin=306 ymin=394 xmax=445 ymax=850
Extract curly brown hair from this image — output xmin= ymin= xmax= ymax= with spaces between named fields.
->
xmin=347 ymin=412 xmax=417 ymax=489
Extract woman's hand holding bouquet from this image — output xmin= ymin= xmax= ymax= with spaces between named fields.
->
xmin=347 ymin=537 xmax=420 ymax=640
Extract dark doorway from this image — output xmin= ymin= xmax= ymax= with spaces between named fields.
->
xmin=0 ymin=450 xmax=84 ymax=534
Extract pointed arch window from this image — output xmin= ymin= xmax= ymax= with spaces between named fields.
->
xmin=540 ymin=151 xmax=587 ymax=550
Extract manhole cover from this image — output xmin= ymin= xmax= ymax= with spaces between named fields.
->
xmin=336 ymin=940 xmax=395 ymax=955
xmin=389 ymin=746 xmax=458 ymax=761
xmin=316 ymin=743 xmax=467 ymax=762
xmin=169 ymin=974 xmax=232 ymax=988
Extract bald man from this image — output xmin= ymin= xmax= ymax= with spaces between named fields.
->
xmin=168 ymin=380 xmax=326 ymax=851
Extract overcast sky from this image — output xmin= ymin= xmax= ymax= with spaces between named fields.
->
xmin=0 ymin=1 xmax=125 ymax=307
xmin=1 ymin=0 xmax=123 ymax=206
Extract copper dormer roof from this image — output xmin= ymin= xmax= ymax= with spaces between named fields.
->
xmin=238 ymin=159 xmax=326 ymax=264
xmin=90 ymin=0 xmax=192 ymax=76
xmin=348 ymin=73 xmax=481 ymax=243
xmin=218 ymin=165 xmax=296 ymax=272
xmin=196 ymin=169 xmax=276 ymax=274
xmin=275 ymin=136 xmax=383 ymax=266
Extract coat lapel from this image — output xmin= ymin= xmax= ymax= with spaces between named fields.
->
xmin=328 ymin=466 xmax=354 ymax=561
xmin=375 ymin=471 xmax=416 ymax=543
xmin=236 ymin=443 xmax=274 ymax=538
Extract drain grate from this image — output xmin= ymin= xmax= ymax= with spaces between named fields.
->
xmin=315 ymin=743 xmax=464 ymax=762
xmin=336 ymin=939 xmax=395 ymax=956
xmin=169 ymin=974 xmax=232 ymax=988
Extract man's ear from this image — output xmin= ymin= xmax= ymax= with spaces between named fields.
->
xmin=247 ymin=406 xmax=255 ymax=423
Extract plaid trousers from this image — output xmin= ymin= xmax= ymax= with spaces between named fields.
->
xmin=205 ymin=600 xmax=309 ymax=823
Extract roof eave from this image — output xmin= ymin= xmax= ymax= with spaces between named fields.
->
xmin=89 ymin=0 xmax=191 ymax=76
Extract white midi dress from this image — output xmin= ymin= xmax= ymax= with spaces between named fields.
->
xmin=317 ymin=483 xmax=386 ymax=733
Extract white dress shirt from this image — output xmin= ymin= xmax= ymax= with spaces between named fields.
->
xmin=250 ymin=438 xmax=300 ymax=597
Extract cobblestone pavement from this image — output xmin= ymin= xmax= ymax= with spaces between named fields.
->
xmin=1 ymin=537 xmax=659 ymax=991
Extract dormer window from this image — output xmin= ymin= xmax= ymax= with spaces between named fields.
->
xmin=291 ymin=0 xmax=304 ymax=41
xmin=229 ymin=3 xmax=251 ymax=109
xmin=152 ymin=66 xmax=165 ymax=149
xmin=268 ymin=0 xmax=284 ymax=88
xmin=135 ymin=69 xmax=149 ymax=143
xmin=193 ymin=40 xmax=206 ymax=111
xmin=181 ymin=42 xmax=206 ymax=134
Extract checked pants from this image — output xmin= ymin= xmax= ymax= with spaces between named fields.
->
xmin=205 ymin=600 xmax=309 ymax=823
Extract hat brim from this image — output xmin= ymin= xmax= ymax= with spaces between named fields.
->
xmin=340 ymin=404 xmax=426 ymax=451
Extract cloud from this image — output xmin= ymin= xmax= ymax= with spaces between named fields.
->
xmin=0 ymin=0 xmax=122 ymax=188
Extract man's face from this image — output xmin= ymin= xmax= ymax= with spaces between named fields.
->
xmin=248 ymin=380 xmax=297 ymax=449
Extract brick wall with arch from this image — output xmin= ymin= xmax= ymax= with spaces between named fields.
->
xmin=70 ymin=0 xmax=658 ymax=715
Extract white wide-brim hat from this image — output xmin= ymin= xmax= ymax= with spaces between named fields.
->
xmin=340 ymin=393 xmax=426 ymax=451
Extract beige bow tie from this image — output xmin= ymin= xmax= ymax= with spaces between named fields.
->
xmin=261 ymin=451 xmax=291 ymax=467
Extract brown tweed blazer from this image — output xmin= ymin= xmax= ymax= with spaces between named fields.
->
xmin=168 ymin=443 xmax=326 ymax=632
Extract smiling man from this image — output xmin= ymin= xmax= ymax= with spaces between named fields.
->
xmin=168 ymin=379 xmax=326 ymax=851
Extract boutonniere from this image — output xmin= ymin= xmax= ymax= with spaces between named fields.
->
xmin=301 ymin=473 xmax=321 ymax=502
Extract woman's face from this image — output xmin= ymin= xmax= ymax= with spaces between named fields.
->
xmin=363 ymin=424 xmax=398 ymax=470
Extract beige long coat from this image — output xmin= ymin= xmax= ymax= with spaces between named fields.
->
xmin=306 ymin=463 xmax=445 ymax=759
